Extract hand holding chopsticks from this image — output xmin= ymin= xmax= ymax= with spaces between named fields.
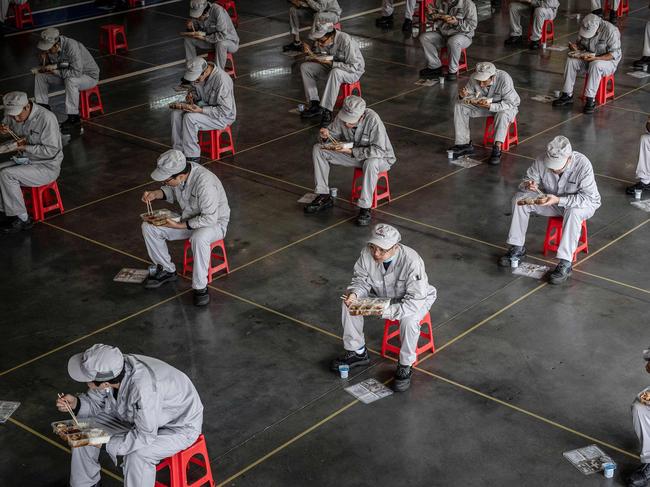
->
xmin=57 ymin=393 xmax=80 ymax=426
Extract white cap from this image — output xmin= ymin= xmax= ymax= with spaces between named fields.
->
xmin=184 ymin=56 xmax=208 ymax=82
xmin=2 ymin=91 xmax=29 ymax=116
xmin=68 ymin=344 xmax=124 ymax=382
xmin=189 ymin=0 xmax=208 ymax=18
xmin=310 ymin=22 xmax=334 ymax=40
xmin=151 ymin=149 xmax=187 ymax=181
xmin=38 ymin=28 xmax=60 ymax=51
xmin=338 ymin=95 xmax=366 ymax=124
xmin=544 ymin=136 xmax=572 ymax=170
xmin=472 ymin=62 xmax=497 ymax=82
xmin=579 ymin=14 xmax=601 ymax=39
xmin=368 ymin=224 xmax=401 ymax=250
xmin=643 ymin=348 xmax=650 ymax=361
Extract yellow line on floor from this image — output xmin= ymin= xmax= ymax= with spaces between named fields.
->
xmin=383 ymin=121 xmax=454 ymax=140
xmin=517 ymin=113 xmax=584 ymax=145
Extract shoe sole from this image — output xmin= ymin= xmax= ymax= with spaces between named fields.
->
xmin=144 ymin=275 xmax=178 ymax=289
xmin=356 ymin=218 xmax=372 ymax=226
xmin=304 ymin=201 xmax=334 ymax=214
xmin=394 ymin=378 xmax=411 ymax=392
xmin=194 ymin=297 xmax=210 ymax=306
xmin=549 ymin=270 xmax=572 ymax=285
xmin=330 ymin=357 xmax=370 ymax=372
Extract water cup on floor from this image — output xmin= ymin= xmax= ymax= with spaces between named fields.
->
xmin=447 ymin=150 xmax=454 ymax=160
xmin=510 ymin=257 xmax=519 ymax=268
xmin=603 ymin=462 xmax=615 ymax=478
xmin=297 ymin=104 xmax=305 ymax=113
xmin=635 ymin=189 xmax=642 ymax=200
xmin=330 ymin=187 xmax=338 ymax=198
xmin=338 ymin=364 xmax=350 ymax=379
xmin=553 ymin=90 xmax=561 ymax=98
xmin=148 ymin=264 xmax=158 ymax=276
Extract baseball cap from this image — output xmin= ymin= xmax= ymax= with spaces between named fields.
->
xmin=2 ymin=91 xmax=29 ymax=116
xmin=579 ymin=14 xmax=601 ymax=39
xmin=38 ymin=28 xmax=60 ymax=51
xmin=368 ymin=224 xmax=401 ymax=250
xmin=68 ymin=344 xmax=124 ymax=382
xmin=189 ymin=0 xmax=208 ymax=18
xmin=151 ymin=149 xmax=187 ymax=181
xmin=472 ymin=62 xmax=496 ymax=82
xmin=338 ymin=95 xmax=366 ymax=124
xmin=310 ymin=22 xmax=334 ymax=40
xmin=543 ymin=136 xmax=572 ymax=170
xmin=184 ymin=57 xmax=208 ymax=82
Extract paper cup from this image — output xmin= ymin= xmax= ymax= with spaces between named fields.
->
xmin=338 ymin=364 xmax=350 ymax=379
xmin=330 ymin=187 xmax=338 ymax=198
xmin=635 ymin=189 xmax=642 ymax=200
xmin=447 ymin=150 xmax=454 ymax=160
xmin=553 ymin=90 xmax=561 ymax=98
xmin=510 ymin=257 xmax=519 ymax=268
xmin=603 ymin=463 xmax=615 ymax=479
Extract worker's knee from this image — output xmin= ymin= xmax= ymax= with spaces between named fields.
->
xmin=362 ymin=158 xmax=381 ymax=174
xmin=190 ymin=228 xmax=213 ymax=247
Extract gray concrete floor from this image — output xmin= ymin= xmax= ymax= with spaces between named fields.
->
xmin=1 ymin=0 xmax=649 ymax=485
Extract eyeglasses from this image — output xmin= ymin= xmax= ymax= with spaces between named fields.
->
xmin=368 ymin=244 xmax=394 ymax=255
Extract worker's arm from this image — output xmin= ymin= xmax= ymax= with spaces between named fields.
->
xmin=22 ymin=114 xmax=62 ymax=161
xmin=161 ymin=186 xmax=176 ymax=204
xmin=76 ymin=388 xmax=109 ymax=417
xmin=382 ymin=259 xmax=436 ymax=321
xmin=347 ymin=252 xmax=373 ymax=298
xmin=351 ymin=118 xmax=391 ymax=161
xmin=201 ymin=75 xmax=235 ymax=121
xmin=204 ymin=8 xmax=229 ymax=43
xmin=332 ymin=37 xmax=364 ymax=74
xmin=558 ymin=164 xmax=600 ymax=209
xmin=518 ymin=160 xmax=544 ymax=192
xmin=489 ymin=75 xmax=520 ymax=112
xmin=185 ymin=179 xmax=225 ymax=229
xmin=57 ymin=41 xmax=84 ymax=79
xmin=452 ymin=3 xmax=477 ymax=34
xmin=105 ymin=387 xmax=159 ymax=458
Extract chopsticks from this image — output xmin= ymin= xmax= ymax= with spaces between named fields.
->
xmin=6 ymin=128 xmax=20 ymax=142
xmin=145 ymin=199 xmax=153 ymax=216
xmin=58 ymin=393 xmax=80 ymax=427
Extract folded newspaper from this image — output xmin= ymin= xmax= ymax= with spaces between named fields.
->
xmin=345 ymin=379 xmax=393 ymax=404
xmin=512 ymin=262 xmax=549 ymax=280
xmin=0 ymin=401 xmax=20 ymax=423
xmin=113 ymin=268 xmax=149 ymax=284
xmin=563 ymin=445 xmax=614 ymax=475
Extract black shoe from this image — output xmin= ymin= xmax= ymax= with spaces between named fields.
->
xmin=529 ymin=40 xmax=540 ymax=50
xmin=504 ymin=35 xmax=523 ymax=46
xmin=583 ymin=97 xmax=596 ymax=114
xmin=320 ymin=109 xmax=332 ymax=128
xmin=488 ymin=144 xmax=502 ymax=165
xmin=633 ymin=56 xmax=650 ymax=68
xmin=375 ymin=14 xmax=394 ymax=26
xmin=143 ymin=265 xmax=178 ymax=289
xmin=60 ymin=114 xmax=81 ymax=133
xmin=394 ymin=364 xmax=412 ymax=392
xmin=304 ymin=194 xmax=334 ymax=214
xmin=356 ymin=208 xmax=372 ymax=226
xmin=608 ymin=10 xmax=617 ymax=25
xmin=419 ymin=67 xmax=442 ymax=79
xmin=498 ymin=245 xmax=526 ymax=267
xmin=549 ymin=259 xmax=572 ymax=284
xmin=282 ymin=41 xmax=302 ymax=52
xmin=445 ymin=71 xmax=457 ymax=81
xmin=330 ymin=349 xmax=370 ymax=371
xmin=193 ymin=287 xmax=210 ymax=306
xmin=300 ymin=101 xmax=322 ymax=119
xmin=629 ymin=464 xmax=650 ymax=487
xmin=401 ymin=18 xmax=412 ymax=32
xmin=626 ymin=181 xmax=650 ymax=195
xmin=1 ymin=216 xmax=33 ymax=233
xmin=449 ymin=143 xmax=474 ymax=158
xmin=552 ymin=93 xmax=574 ymax=107
xmin=592 ymin=8 xmax=603 ymax=17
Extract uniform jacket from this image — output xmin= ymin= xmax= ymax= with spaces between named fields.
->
xmin=195 ymin=3 xmax=239 ymax=47
xmin=578 ymin=20 xmax=622 ymax=65
xmin=306 ymin=0 xmax=342 ymax=15
xmin=47 ymin=36 xmax=100 ymax=80
xmin=327 ymin=108 xmax=396 ymax=164
xmin=464 ymin=69 xmax=521 ymax=112
xmin=193 ymin=63 xmax=236 ymax=124
xmin=436 ymin=0 xmax=478 ymax=38
xmin=323 ymin=31 xmax=365 ymax=76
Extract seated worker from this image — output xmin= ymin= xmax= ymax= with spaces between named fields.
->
xmin=590 ymin=0 xmax=619 ymax=25
xmin=629 ymin=347 xmax=650 ymax=487
xmin=375 ymin=0 xmax=417 ymax=32
xmin=0 ymin=0 xmax=26 ymax=24
xmin=498 ymin=136 xmax=601 ymax=284
xmin=419 ymin=0 xmax=477 ymax=80
xmin=171 ymin=57 xmax=236 ymax=163
xmin=633 ymin=17 xmax=650 ymax=70
xmin=283 ymin=0 xmax=342 ymax=52
xmin=34 ymin=28 xmax=100 ymax=133
xmin=552 ymin=13 xmax=621 ymax=114
xmin=0 ymin=92 xmax=63 ymax=233
xmin=299 ymin=22 xmax=365 ymax=128
xmin=448 ymin=62 xmax=520 ymax=165
xmin=184 ymin=0 xmax=239 ymax=70
xmin=141 ymin=149 xmax=230 ymax=306
xmin=331 ymin=224 xmax=437 ymax=392
xmin=56 ymin=344 xmax=203 ymax=487
xmin=304 ymin=96 xmax=395 ymax=227
xmin=626 ymin=117 xmax=650 ymax=196
xmin=504 ymin=0 xmax=559 ymax=49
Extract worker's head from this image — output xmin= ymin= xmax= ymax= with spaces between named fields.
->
xmin=579 ymin=14 xmax=601 ymax=40
xmin=472 ymin=62 xmax=496 ymax=88
xmin=37 ymin=27 xmax=61 ymax=54
xmin=2 ymin=92 xmax=31 ymax=123
xmin=184 ymin=57 xmax=212 ymax=84
xmin=338 ymin=95 xmax=366 ymax=128
xmin=310 ymin=22 xmax=336 ymax=48
xmin=68 ymin=344 xmax=125 ymax=390
xmin=543 ymin=136 xmax=573 ymax=174
xmin=189 ymin=0 xmax=210 ymax=20
xmin=367 ymin=224 xmax=401 ymax=263
xmin=151 ymin=149 xmax=191 ymax=187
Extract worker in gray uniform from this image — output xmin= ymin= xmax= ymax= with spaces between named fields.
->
xmin=552 ymin=13 xmax=621 ymax=114
xmin=419 ymin=0 xmax=477 ymax=80
xmin=633 ymin=18 xmax=650 ymax=70
xmin=304 ymin=96 xmax=395 ymax=227
xmin=628 ymin=347 xmax=650 ymax=487
xmin=283 ymin=0 xmax=342 ymax=52
xmin=591 ymin=0 xmax=620 ymax=25
xmin=171 ymin=57 xmax=236 ymax=163
xmin=141 ymin=149 xmax=230 ymax=306
xmin=626 ymin=117 xmax=650 ymax=196
xmin=34 ymin=28 xmax=100 ymax=133
xmin=498 ymin=136 xmax=601 ymax=284
xmin=375 ymin=0 xmax=417 ymax=32
xmin=56 ymin=344 xmax=203 ymax=487
xmin=504 ymin=0 xmax=559 ymax=49
xmin=331 ymin=224 xmax=437 ymax=392
xmin=299 ymin=22 xmax=365 ymax=128
xmin=184 ymin=0 xmax=239 ymax=70
xmin=449 ymin=62 xmax=520 ymax=165
xmin=0 ymin=92 xmax=63 ymax=233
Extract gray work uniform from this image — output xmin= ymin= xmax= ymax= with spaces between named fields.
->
xmin=507 ymin=152 xmax=601 ymax=262
xmin=289 ymin=0 xmax=341 ymax=38
xmin=171 ymin=63 xmax=236 ymax=158
xmin=508 ymin=0 xmax=559 ymax=40
xmin=343 ymin=244 xmax=437 ymax=366
xmin=381 ymin=0 xmax=416 ymax=19
xmin=312 ymin=108 xmax=395 ymax=208
xmin=635 ymin=133 xmax=650 ymax=184
xmin=454 ymin=69 xmax=520 ymax=145
xmin=644 ymin=21 xmax=650 ymax=57
xmin=0 ymin=0 xmax=26 ymax=22
xmin=633 ymin=394 xmax=650 ymax=463
xmin=300 ymin=31 xmax=365 ymax=111
xmin=141 ymin=162 xmax=230 ymax=290
xmin=562 ymin=20 xmax=621 ymax=98
xmin=420 ymin=0 xmax=477 ymax=73
xmin=185 ymin=3 xmax=239 ymax=69
xmin=34 ymin=36 xmax=100 ymax=115
xmin=70 ymin=354 xmax=203 ymax=487
xmin=0 ymin=104 xmax=63 ymax=217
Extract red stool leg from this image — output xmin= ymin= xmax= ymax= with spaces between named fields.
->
xmin=182 ymin=240 xmax=193 ymax=277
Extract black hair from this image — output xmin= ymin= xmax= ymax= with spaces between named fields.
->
xmin=93 ymin=367 xmax=125 ymax=386
xmin=171 ymin=162 xmax=191 ymax=179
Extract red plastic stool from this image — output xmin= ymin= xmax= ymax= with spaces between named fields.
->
xmin=416 ymin=0 xmax=434 ymax=27
xmin=334 ymin=80 xmax=362 ymax=109
xmin=382 ymin=312 xmax=435 ymax=366
xmin=483 ymin=116 xmax=518 ymax=151
xmin=155 ymin=434 xmax=215 ymax=487
xmin=350 ymin=168 xmax=391 ymax=209
xmin=182 ymin=239 xmax=229 ymax=283
xmin=224 ymin=52 xmax=236 ymax=78
xmin=582 ymin=74 xmax=615 ymax=105
xmin=604 ymin=0 xmax=629 ymax=16
xmin=21 ymin=181 xmax=64 ymax=221
xmin=198 ymin=126 xmax=235 ymax=160
xmin=528 ymin=16 xmax=554 ymax=43
xmin=79 ymin=86 xmax=104 ymax=119
xmin=440 ymin=47 xmax=468 ymax=73
xmin=216 ymin=0 xmax=239 ymax=27
xmin=99 ymin=24 xmax=128 ymax=54
xmin=10 ymin=2 xmax=34 ymax=29
xmin=542 ymin=216 xmax=588 ymax=262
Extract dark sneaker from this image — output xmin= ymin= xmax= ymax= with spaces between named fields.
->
xmin=419 ymin=67 xmax=442 ymax=79
xmin=629 ymin=463 xmax=650 ymax=487
xmin=143 ymin=265 xmax=178 ymax=289
xmin=449 ymin=143 xmax=475 ymax=158
xmin=552 ymin=93 xmax=574 ymax=107
xmin=504 ymin=35 xmax=523 ymax=46
xmin=549 ymin=259 xmax=572 ymax=285
xmin=394 ymin=364 xmax=412 ymax=392
xmin=282 ymin=41 xmax=302 ymax=52
xmin=304 ymin=194 xmax=334 ymax=214
xmin=608 ymin=10 xmax=617 ymax=25
xmin=60 ymin=114 xmax=81 ymax=133
xmin=300 ymin=101 xmax=322 ymax=119
xmin=633 ymin=56 xmax=650 ymax=68
xmin=488 ymin=144 xmax=502 ymax=165
xmin=1 ymin=216 xmax=33 ymax=233
xmin=498 ymin=245 xmax=526 ymax=267
xmin=320 ymin=109 xmax=332 ymax=128
xmin=193 ymin=287 xmax=210 ymax=306
xmin=529 ymin=40 xmax=540 ymax=50
xmin=330 ymin=349 xmax=370 ymax=371
xmin=401 ymin=18 xmax=413 ymax=32
xmin=583 ymin=97 xmax=596 ymax=114
xmin=445 ymin=71 xmax=458 ymax=81
xmin=626 ymin=181 xmax=650 ymax=195
xmin=356 ymin=208 xmax=372 ymax=226
xmin=375 ymin=14 xmax=394 ymax=27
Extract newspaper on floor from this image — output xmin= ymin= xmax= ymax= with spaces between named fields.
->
xmin=298 ymin=193 xmax=318 ymax=204
xmin=512 ymin=262 xmax=549 ymax=279
xmin=631 ymin=199 xmax=650 ymax=212
xmin=0 ymin=401 xmax=20 ymax=423
xmin=531 ymin=95 xmax=555 ymax=103
xmin=451 ymin=155 xmax=482 ymax=168
xmin=544 ymin=45 xmax=568 ymax=52
xmin=628 ymin=71 xmax=650 ymax=79
xmin=113 ymin=268 xmax=149 ymax=284
xmin=414 ymin=78 xmax=440 ymax=87
xmin=563 ymin=444 xmax=614 ymax=475
xmin=345 ymin=378 xmax=393 ymax=404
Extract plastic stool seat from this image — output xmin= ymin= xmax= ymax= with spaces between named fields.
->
xmin=79 ymin=86 xmax=104 ymax=119
xmin=528 ymin=17 xmax=554 ymax=43
xmin=335 ymin=80 xmax=362 ymax=109
xmin=440 ymin=47 xmax=468 ymax=73
xmin=542 ymin=216 xmax=589 ymax=262
xmin=382 ymin=312 xmax=435 ymax=366
xmin=155 ymin=434 xmax=215 ymax=487
xmin=582 ymin=74 xmax=615 ymax=105
xmin=483 ymin=116 xmax=519 ymax=151
xmin=350 ymin=168 xmax=391 ymax=209
xmin=10 ymin=2 xmax=34 ymax=28
xmin=100 ymin=24 xmax=128 ymax=54
xmin=182 ymin=239 xmax=230 ymax=283
xmin=21 ymin=181 xmax=64 ymax=221
xmin=198 ymin=126 xmax=235 ymax=160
